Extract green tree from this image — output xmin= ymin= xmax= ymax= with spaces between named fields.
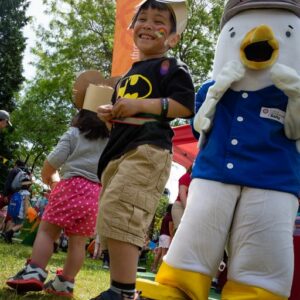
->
xmin=172 ymin=0 xmax=225 ymax=89
xmin=9 ymin=0 xmax=116 ymax=171
xmin=0 ymin=0 xmax=29 ymax=189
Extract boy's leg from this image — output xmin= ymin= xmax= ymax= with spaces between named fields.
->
xmin=93 ymin=145 xmax=171 ymax=300
xmin=108 ymin=238 xmax=140 ymax=283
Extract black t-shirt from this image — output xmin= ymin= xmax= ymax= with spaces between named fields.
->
xmin=98 ymin=57 xmax=195 ymax=178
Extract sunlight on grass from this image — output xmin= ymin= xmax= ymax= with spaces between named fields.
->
xmin=0 ymin=239 xmax=110 ymax=299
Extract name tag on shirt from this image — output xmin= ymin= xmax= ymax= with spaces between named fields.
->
xmin=260 ymin=107 xmax=285 ymax=124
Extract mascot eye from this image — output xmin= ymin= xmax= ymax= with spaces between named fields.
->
xmin=285 ymin=30 xmax=291 ymax=37
xmin=229 ymin=27 xmax=235 ymax=38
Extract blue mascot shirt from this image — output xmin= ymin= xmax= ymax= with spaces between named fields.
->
xmin=192 ymin=80 xmax=300 ymax=197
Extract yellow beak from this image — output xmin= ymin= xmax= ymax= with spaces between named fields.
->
xmin=240 ymin=24 xmax=279 ymax=70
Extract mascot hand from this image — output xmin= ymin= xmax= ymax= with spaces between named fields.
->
xmin=271 ymin=63 xmax=300 ymax=139
xmin=193 ymin=61 xmax=245 ymax=144
xmin=207 ymin=60 xmax=245 ymax=101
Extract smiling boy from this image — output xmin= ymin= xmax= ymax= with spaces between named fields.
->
xmin=91 ymin=1 xmax=194 ymax=300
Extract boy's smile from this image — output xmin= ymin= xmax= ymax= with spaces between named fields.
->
xmin=133 ymin=8 xmax=173 ymax=60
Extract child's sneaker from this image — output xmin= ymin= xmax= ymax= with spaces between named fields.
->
xmin=90 ymin=289 xmax=141 ymax=300
xmin=3 ymin=230 xmax=14 ymax=243
xmin=6 ymin=260 xmax=48 ymax=292
xmin=44 ymin=273 xmax=74 ymax=298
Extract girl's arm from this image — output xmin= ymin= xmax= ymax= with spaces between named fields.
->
xmin=41 ymin=160 xmax=60 ymax=189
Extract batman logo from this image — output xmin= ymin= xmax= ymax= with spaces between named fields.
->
xmin=117 ymin=75 xmax=152 ymax=99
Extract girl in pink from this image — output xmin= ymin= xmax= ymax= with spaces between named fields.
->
xmin=6 ymin=109 xmax=109 ymax=297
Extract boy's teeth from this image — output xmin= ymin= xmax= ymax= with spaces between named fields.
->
xmin=141 ymin=34 xmax=152 ymax=40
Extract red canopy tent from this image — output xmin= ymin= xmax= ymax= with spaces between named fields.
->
xmin=172 ymin=124 xmax=198 ymax=168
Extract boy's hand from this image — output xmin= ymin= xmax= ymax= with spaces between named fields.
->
xmin=112 ymin=98 xmax=140 ymax=118
xmin=97 ymin=104 xmax=113 ymax=122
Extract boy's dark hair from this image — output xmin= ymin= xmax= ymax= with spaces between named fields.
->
xmin=72 ymin=109 xmax=109 ymax=140
xmin=132 ymin=0 xmax=176 ymax=33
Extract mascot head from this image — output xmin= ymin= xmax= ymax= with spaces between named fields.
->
xmin=212 ymin=0 xmax=300 ymax=90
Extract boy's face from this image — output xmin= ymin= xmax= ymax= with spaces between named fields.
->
xmin=133 ymin=7 xmax=177 ymax=60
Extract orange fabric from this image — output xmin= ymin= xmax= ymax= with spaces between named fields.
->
xmin=87 ymin=239 xmax=95 ymax=255
xmin=111 ymin=0 xmax=141 ymax=77
xmin=27 ymin=207 xmax=38 ymax=223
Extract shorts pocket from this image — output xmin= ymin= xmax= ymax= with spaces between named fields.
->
xmin=118 ymin=185 xmax=160 ymax=237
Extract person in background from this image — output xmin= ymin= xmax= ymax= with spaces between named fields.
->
xmin=171 ymin=165 xmax=192 ymax=231
xmin=3 ymin=177 xmax=32 ymax=243
xmin=1 ymin=160 xmax=29 ymax=234
xmin=0 ymin=110 xmax=12 ymax=131
xmin=2 ymin=160 xmax=27 ymax=206
xmin=93 ymin=234 xmax=102 ymax=260
xmin=92 ymin=0 xmax=194 ymax=299
xmin=151 ymin=204 xmax=174 ymax=273
xmin=34 ymin=190 xmax=49 ymax=218
xmin=6 ymin=109 xmax=109 ymax=298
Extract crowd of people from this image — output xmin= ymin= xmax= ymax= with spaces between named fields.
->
xmin=1 ymin=0 xmax=300 ymax=299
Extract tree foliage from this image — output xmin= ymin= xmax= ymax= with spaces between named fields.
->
xmin=0 ymin=0 xmax=29 ymax=189
xmin=9 ymin=0 xmax=225 ymax=177
xmin=173 ymin=0 xmax=224 ymax=88
xmin=0 ymin=0 xmax=29 ymax=107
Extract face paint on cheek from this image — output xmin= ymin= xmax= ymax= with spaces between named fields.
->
xmin=155 ymin=28 xmax=167 ymax=38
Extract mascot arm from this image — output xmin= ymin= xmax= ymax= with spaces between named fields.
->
xmin=271 ymin=63 xmax=300 ymax=139
xmin=193 ymin=60 xmax=245 ymax=148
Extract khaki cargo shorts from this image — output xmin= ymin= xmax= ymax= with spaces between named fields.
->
xmin=97 ymin=144 xmax=172 ymax=248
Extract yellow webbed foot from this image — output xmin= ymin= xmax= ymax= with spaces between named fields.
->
xmin=222 ymin=281 xmax=288 ymax=300
xmin=137 ymin=262 xmax=211 ymax=300
xmin=136 ymin=278 xmax=187 ymax=299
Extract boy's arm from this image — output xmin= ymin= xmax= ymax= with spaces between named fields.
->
xmin=111 ymin=97 xmax=192 ymax=119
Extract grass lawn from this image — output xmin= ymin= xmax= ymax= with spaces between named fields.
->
xmin=0 ymin=238 xmax=221 ymax=299
xmin=0 ymin=238 xmax=110 ymax=299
